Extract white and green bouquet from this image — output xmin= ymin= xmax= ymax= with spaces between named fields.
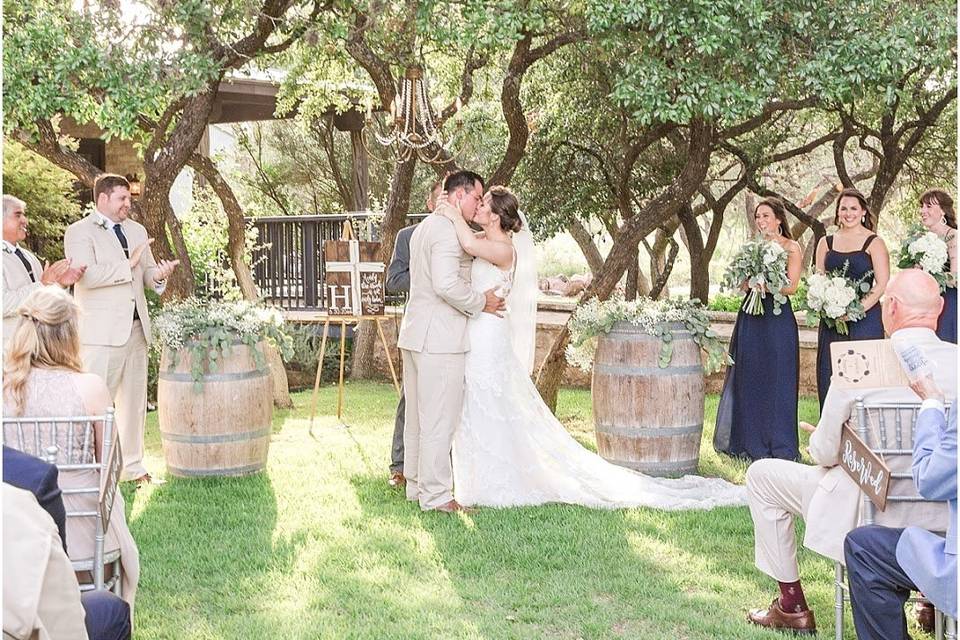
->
xmin=722 ymin=236 xmax=790 ymax=315
xmin=897 ymin=226 xmax=953 ymax=292
xmin=801 ymin=261 xmax=872 ymax=335
xmin=565 ymin=295 xmax=731 ymax=374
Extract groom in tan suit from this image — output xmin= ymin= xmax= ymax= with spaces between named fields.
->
xmin=397 ymin=170 xmax=504 ymax=513
xmin=64 ymin=174 xmax=179 ymax=483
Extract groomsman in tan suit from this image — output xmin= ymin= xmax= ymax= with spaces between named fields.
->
xmin=64 ymin=175 xmax=179 ymax=483
xmin=744 ymin=269 xmax=958 ymax=636
xmin=2 ymin=195 xmax=85 ymax=348
xmin=397 ymin=170 xmax=504 ymax=513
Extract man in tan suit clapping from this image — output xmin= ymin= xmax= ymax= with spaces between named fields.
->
xmin=2 ymin=195 xmax=85 ymax=349
xmin=64 ymin=174 xmax=179 ymax=484
xmin=397 ymin=170 xmax=505 ymax=513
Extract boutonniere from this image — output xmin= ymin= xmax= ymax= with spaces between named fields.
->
xmin=2 ymin=244 xmax=13 ymax=254
xmin=94 ymin=218 xmax=109 ymax=231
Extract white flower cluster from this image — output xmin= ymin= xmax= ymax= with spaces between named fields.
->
xmin=153 ymin=298 xmax=287 ymax=354
xmin=805 ymin=273 xmax=856 ymax=320
xmin=907 ymin=231 xmax=949 ymax=275
xmin=565 ymin=295 xmax=727 ymax=373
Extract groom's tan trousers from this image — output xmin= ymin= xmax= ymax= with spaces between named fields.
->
xmin=401 ymin=349 xmax=465 ymax=510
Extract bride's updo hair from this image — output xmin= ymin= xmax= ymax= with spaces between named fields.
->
xmin=4 ymin=286 xmax=84 ymax=416
xmin=489 ymin=186 xmax=523 ymax=233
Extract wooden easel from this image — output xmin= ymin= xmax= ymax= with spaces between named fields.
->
xmin=309 ymin=220 xmax=400 ymax=430
xmin=308 ymin=314 xmax=401 ymax=430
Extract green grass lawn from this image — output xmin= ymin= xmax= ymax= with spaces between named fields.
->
xmin=124 ymin=384 xmax=865 ymax=639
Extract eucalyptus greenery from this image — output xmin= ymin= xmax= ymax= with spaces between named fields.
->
xmin=154 ymin=299 xmax=292 ymax=389
xmin=566 ymin=295 xmax=731 ymax=374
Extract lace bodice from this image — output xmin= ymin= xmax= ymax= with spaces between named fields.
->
xmin=471 ymin=256 xmax=514 ymax=296
xmin=3 ymin=368 xmax=92 ymax=464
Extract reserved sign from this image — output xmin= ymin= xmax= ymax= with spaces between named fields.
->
xmin=840 ymin=423 xmax=891 ymax=511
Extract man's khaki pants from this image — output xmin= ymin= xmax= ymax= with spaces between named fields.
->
xmin=82 ymin=321 xmax=149 ymax=481
xmin=745 ymin=458 xmax=820 ymax=583
xmin=401 ymin=349 xmax=465 ymax=510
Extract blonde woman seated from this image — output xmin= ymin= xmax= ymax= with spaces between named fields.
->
xmin=3 ymin=286 xmax=139 ymax=606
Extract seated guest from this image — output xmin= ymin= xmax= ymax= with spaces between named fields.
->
xmin=3 ymin=445 xmax=67 ymax=552
xmin=2 ymin=286 xmax=140 ymax=606
xmin=844 ymin=376 xmax=957 ymax=640
xmin=3 ymin=484 xmax=131 ymax=640
xmin=744 ymin=270 xmax=957 ymax=635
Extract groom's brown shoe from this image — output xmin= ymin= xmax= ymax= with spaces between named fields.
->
xmin=747 ymin=598 xmax=817 ymax=635
xmin=432 ymin=500 xmax=475 ymax=514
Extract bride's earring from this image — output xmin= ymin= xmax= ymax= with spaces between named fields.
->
xmin=941 ymin=215 xmax=948 ymax=226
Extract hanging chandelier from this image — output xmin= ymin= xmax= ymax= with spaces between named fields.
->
xmin=364 ymin=66 xmax=463 ymax=164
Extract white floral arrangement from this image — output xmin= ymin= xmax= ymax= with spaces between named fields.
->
xmin=800 ymin=261 xmax=871 ymax=335
xmin=566 ymin=295 xmax=731 ymax=374
xmin=898 ymin=226 xmax=953 ymax=291
xmin=154 ymin=298 xmax=292 ymax=387
xmin=722 ymin=235 xmax=790 ymax=315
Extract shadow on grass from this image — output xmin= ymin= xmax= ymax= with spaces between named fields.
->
xmin=127 ymin=472 xmax=306 ymax=637
xmin=335 ymin=473 xmax=780 ymax=640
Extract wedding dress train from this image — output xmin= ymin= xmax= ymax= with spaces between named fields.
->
xmin=451 ymin=256 xmax=748 ymax=510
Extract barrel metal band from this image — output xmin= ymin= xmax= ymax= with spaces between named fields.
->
xmin=167 ymin=463 xmax=264 ymax=477
xmin=604 ymin=457 xmax=698 ymax=474
xmin=158 ymin=369 xmax=268 ymax=383
xmin=593 ymin=363 xmax=702 ymax=376
xmin=595 ymin=423 xmax=703 ymax=438
xmin=606 ymin=328 xmax=692 ymax=341
xmin=160 ymin=427 xmax=271 ymax=444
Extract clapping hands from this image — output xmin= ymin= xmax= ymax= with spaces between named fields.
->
xmin=40 ymin=258 xmax=87 ymax=287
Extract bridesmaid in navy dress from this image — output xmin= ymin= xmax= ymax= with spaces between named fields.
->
xmin=918 ymin=189 xmax=957 ymax=343
xmin=715 ymin=198 xmax=802 ymax=461
xmin=815 ymin=188 xmax=890 ymax=408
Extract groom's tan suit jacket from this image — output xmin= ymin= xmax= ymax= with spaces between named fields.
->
xmin=2 ymin=243 xmax=44 ymax=348
xmin=397 ymin=207 xmax=485 ymax=510
xmin=398 ymin=207 xmax=485 ymax=353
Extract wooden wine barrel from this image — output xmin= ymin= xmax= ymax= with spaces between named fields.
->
xmin=158 ymin=341 xmax=272 ymax=478
xmin=592 ymin=321 xmax=705 ymax=477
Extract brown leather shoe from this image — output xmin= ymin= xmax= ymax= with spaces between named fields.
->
xmin=914 ymin=600 xmax=935 ymax=634
xmin=747 ymin=598 xmax=817 ymax=636
xmin=431 ymin=500 xmax=475 ymax=514
xmin=388 ymin=472 xmax=406 ymax=487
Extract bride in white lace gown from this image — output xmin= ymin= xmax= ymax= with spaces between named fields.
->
xmin=439 ymin=186 xmax=747 ymax=510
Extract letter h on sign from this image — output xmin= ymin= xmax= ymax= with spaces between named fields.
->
xmin=323 ymin=239 xmax=385 ymax=316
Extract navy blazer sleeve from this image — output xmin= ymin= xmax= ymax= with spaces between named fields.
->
xmin=386 ymin=226 xmax=415 ymax=294
xmin=3 ymin=446 xmax=68 ymax=552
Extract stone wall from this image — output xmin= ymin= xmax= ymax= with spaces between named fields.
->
xmin=310 ymin=307 xmax=819 ymax=397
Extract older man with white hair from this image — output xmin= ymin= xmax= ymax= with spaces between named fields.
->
xmin=744 ymin=269 xmax=958 ymax=636
xmin=2 ymin=195 xmax=85 ymax=348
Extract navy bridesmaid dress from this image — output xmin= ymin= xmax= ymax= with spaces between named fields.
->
xmin=816 ymin=235 xmax=885 ymax=408
xmin=937 ymin=285 xmax=957 ymax=343
xmin=714 ymin=293 xmax=800 ymax=462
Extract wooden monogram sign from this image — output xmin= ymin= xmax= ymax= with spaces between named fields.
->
xmin=840 ymin=423 xmax=891 ymax=511
xmin=323 ymin=239 xmax=385 ymax=316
